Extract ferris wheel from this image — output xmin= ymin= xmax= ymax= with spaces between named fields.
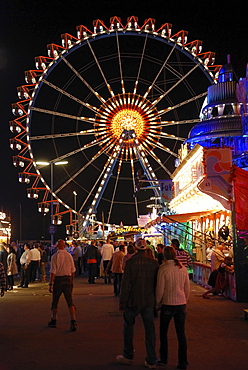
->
xmin=10 ymin=16 xmax=220 ymax=231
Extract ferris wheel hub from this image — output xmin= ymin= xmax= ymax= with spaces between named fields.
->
xmin=96 ymin=93 xmax=161 ymax=144
xmin=112 ymin=108 xmax=145 ymax=138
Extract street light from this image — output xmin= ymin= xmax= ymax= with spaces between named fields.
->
xmin=36 ymin=161 xmax=68 ymax=246
xmin=73 ymin=191 xmax=77 ymax=222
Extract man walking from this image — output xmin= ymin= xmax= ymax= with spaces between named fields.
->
xmin=48 ymin=239 xmax=77 ymax=331
xmin=29 ymin=243 xmax=41 ymax=282
xmin=117 ymin=238 xmax=159 ymax=369
xmin=110 ymin=244 xmax=125 ymax=297
xmin=85 ymin=241 xmax=100 ymax=284
xmin=171 ymin=239 xmax=192 ymax=269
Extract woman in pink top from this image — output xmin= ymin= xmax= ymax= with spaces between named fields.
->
xmin=156 ymin=246 xmax=190 ymax=369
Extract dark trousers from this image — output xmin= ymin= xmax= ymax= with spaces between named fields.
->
xmin=103 ymin=260 xmax=111 ymax=283
xmin=20 ymin=264 xmax=29 ymax=287
xmin=123 ymin=306 xmax=156 ymax=365
xmin=29 ymin=261 xmax=39 ymax=282
xmin=160 ymin=304 xmax=187 ymax=365
xmin=112 ymin=272 xmax=123 ymax=296
xmin=87 ymin=263 xmax=97 ymax=284
xmin=7 ymin=275 xmax=14 ymax=288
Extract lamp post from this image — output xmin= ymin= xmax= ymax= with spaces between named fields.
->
xmin=36 ymin=160 xmax=68 ymax=247
xmin=73 ymin=191 xmax=77 ymax=222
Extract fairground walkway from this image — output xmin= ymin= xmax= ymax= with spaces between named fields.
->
xmin=1 ymin=277 xmax=248 ymax=370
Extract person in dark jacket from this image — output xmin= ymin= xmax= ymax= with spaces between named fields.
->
xmin=116 ymin=238 xmax=159 ymax=368
xmin=85 ymin=241 xmax=101 ymax=284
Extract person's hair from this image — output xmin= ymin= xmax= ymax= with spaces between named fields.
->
xmin=25 ymin=243 xmax=31 ymax=249
xmin=8 ymin=246 xmax=16 ymax=254
xmin=119 ymin=245 xmax=125 ymax=252
xmin=135 ymin=238 xmax=147 ymax=250
xmin=163 ymin=246 xmax=182 ymax=268
xmin=127 ymin=245 xmax=135 ymax=254
xmin=146 ymin=248 xmax=154 ymax=258
xmin=171 ymin=239 xmax=180 ymax=249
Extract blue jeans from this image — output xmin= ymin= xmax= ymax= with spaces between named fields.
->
xmin=112 ymin=272 xmax=123 ymax=296
xmin=123 ymin=306 xmax=156 ymax=365
xmin=160 ymin=304 xmax=187 ymax=365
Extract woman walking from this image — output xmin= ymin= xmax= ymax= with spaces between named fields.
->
xmin=156 ymin=246 xmax=190 ymax=369
xmin=6 ymin=245 xmax=18 ymax=290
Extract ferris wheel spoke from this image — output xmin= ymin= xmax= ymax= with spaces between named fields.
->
xmin=115 ymin=31 xmax=125 ymax=94
xmin=55 ymin=138 xmax=117 ymax=194
xmin=86 ymin=39 xmax=115 ymax=98
xmin=41 ymin=80 xmax=100 ymax=114
xmin=61 ymin=55 xmax=106 ymax=104
xmin=144 ymin=43 xmax=176 ymax=99
xmin=80 ymin=140 xmax=123 ymax=220
xmin=160 ymin=118 xmax=200 ymax=127
xmin=152 ymin=130 xmax=186 ymax=141
xmin=106 ymin=152 xmax=124 ymax=224
xmin=30 ymin=128 xmax=107 ymax=141
xmin=151 ymin=62 xmax=201 ymax=107
xmin=158 ymin=91 xmax=207 ymax=116
xmin=144 ymin=137 xmax=179 ymax=158
xmin=30 ymin=106 xmax=97 ymax=124
xmin=141 ymin=142 xmax=173 ymax=177
xmin=133 ymin=33 xmax=148 ymax=95
xmin=42 ymin=135 xmax=111 ymax=164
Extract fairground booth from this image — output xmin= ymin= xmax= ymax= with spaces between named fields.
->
xmin=145 ymin=62 xmax=248 ymax=302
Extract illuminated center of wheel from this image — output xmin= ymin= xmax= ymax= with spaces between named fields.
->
xmin=111 ymin=109 xmax=145 ymax=139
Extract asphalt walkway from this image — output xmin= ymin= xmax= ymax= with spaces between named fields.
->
xmin=1 ymin=277 xmax=248 ymax=370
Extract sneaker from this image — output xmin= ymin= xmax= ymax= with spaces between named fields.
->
xmin=48 ymin=318 xmax=57 ymax=328
xmin=116 ymin=355 xmax=133 ymax=365
xmin=70 ymin=319 xmax=77 ymax=331
xmin=145 ymin=361 xmax=156 ymax=369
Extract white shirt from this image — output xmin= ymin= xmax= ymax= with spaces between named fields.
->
xmin=156 ymin=260 xmax=190 ymax=306
xmin=101 ymin=243 xmax=114 ymax=261
xmin=20 ymin=249 xmax=32 ymax=265
xmin=30 ymin=248 xmax=41 ymax=261
xmin=50 ymin=249 xmax=76 ymax=276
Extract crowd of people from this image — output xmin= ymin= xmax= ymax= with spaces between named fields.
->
xmin=0 ymin=241 xmax=49 ymax=291
xmin=0 ymin=237 xmax=193 ymax=369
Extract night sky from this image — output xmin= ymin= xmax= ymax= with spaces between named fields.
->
xmin=0 ymin=0 xmax=247 ymax=241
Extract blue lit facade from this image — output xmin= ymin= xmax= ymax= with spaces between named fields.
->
xmin=186 ymin=62 xmax=248 ymax=169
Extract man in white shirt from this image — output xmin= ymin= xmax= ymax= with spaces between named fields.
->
xmin=101 ymin=239 xmax=114 ymax=283
xmin=48 ymin=239 xmax=77 ymax=331
xmin=29 ymin=243 xmax=41 ymax=282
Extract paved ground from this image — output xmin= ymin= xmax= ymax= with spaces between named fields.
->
xmin=1 ymin=276 xmax=248 ymax=370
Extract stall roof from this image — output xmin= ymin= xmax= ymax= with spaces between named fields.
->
xmin=145 ymin=210 xmax=220 ymax=228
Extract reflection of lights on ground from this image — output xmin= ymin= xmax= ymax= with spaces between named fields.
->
xmin=111 ymin=109 xmax=145 ymax=138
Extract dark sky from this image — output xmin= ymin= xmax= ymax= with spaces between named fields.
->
xmin=0 ymin=0 xmax=247 ymax=241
